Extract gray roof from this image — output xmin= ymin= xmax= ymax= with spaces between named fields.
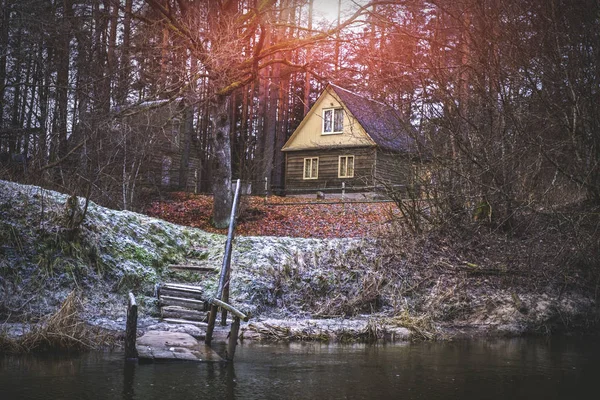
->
xmin=329 ymin=83 xmax=418 ymax=153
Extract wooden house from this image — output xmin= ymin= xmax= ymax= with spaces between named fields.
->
xmin=114 ymin=98 xmax=202 ymax=194
xmin=282 ymin=83 xmax=422 ymax=194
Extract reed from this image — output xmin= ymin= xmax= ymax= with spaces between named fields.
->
xmin=1 ymin=291 xmax=115 ymax=353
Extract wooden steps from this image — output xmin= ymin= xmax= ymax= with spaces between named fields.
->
xmin=168 ymin=265 xmax=218 ymax=273
xmin=161 ymin=318 xmax=209 ymax=328
xmin=157 ymin=264 xmax=216 ymax=327
xmin=161 ymin=306 xmax=208 ymax=321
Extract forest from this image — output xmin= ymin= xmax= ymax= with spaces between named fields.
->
xmin=1 ymin=0 xmax=599 ymax=232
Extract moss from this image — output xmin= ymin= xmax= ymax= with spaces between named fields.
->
xmin=116 ymin=266 xmax=158 ymax=293
xmin=120 ymin=244 xmax=154 ymax=265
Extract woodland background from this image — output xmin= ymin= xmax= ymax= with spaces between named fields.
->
xmin=1 ymin=0 xmax=599 ymax=232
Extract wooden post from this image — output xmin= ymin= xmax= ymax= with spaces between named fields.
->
xmin=125 ymin=292 xmax=138 ymax=361
xmin=226 ymin=316 xmax=241 ymax=361
xmin=220 ymin=270 xmax=230 ymax=326
xmin=264 ymin=176 xmax=268 ymax=204
xmin=342 ymin=182 xmax=346 ymax=216
xmin=206 ymin=179 xmax=242 ymax=345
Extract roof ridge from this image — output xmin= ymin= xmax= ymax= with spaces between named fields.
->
xmin=329 ymin=83 xmax=391 ymax=108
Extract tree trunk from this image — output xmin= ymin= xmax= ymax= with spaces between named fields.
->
xmin=210 ymin=94 xmax=232 ymax=228
xmin=117 ymin=0 xmax=132 ymax=106
xmin=303 ymin=0 xmax=313 ymax=116
xmin=0 ymin=0 xmax=9 ymax=135
xmin=178 ymin=103 xmax=193 ymax=190
xmin=51 ymin=0 xmax=74 ymax=178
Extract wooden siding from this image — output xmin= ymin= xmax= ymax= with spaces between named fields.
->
xmin=285 ymin=147 xmax=376 ymax=193
xmin=282 ymin=88 xmax=374 ymax=151
xmin=122 ymin=102 xmax=201 ymax=192
xmin=375 ymin=150 xmax=412 ymax=187
xmin=375 ymin=150 xmax=432 ymax=197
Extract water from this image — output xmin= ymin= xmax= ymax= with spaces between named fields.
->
xmin=1 ymin=338 xmax=598 ymax=400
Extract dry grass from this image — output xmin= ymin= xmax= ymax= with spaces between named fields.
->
xmin=387 ymin=311 xmax=439 ymax=341
xmin=241 ymin=322 xmax=330 ymax=342
xmin=0 ymin=291 xmax=115 ymax=353
xmin=241 ymin=319 xmax=382 ymax=343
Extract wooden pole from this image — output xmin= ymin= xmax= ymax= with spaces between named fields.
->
xmin=206 ymin=179 xmax=242 ymax=345
xmin=211 ymin=298 xmax=249 ymax=322
xmin=226 ymin=316 xmax=241 ymax=361
xmin=125 ymin=292 xmax=138 ymax=361
xmin=220 ymin=270 xmax=230 ymax=326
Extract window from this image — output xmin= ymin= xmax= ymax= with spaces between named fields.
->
xmin=338 ymin=155 xmax=354 ymax=178
xmin=161 ymin=156 xmax=172 ymax=186
xmin=303 ymin=157 xmax=319 ymax=179
xmin=171 ymin=118 xmax=181 ymax=150
xmin=323 ymin=108 xmax=344 ymax=134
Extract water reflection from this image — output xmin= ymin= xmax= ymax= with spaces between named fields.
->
xmin=122 ymin=362 xmax=135 ymax=400
xmin=0 ymin=337 xmax=597 ymax=400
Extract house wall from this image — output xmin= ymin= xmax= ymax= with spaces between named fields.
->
xmin=282 ymin=89 xmax=374 ymax=151
xmin=122 ymin=101 xmax=201 ymax=192
xmin=285 ymin=147 xmax=376 ymax=193
xmin=375 ymin=150 xmax=432 ymax=197
xmin=375 ymin=150 xmax=412 ymax=187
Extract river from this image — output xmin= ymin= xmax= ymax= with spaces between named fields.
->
xmin=1 ymin=337 xmax=598 ymax=399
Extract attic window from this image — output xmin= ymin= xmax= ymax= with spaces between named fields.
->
xmin=323 ymin=108 xmax=344 ymax=134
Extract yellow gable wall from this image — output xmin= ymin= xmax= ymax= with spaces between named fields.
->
xmin=282 ymin=88 xmax=375 ymax=151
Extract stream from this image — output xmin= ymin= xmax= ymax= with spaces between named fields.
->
xmin=1 ymin=337 xmax=598 ymax=399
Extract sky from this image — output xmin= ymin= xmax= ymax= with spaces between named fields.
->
xmin=312 ymin=0 xmax=368 ymax=23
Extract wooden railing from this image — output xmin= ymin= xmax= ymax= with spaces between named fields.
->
xmin=205 ymin=179 xmax=250 ymax=361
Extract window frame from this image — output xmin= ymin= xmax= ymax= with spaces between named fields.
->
xmin=338 ymin=155 xmax=355 ymax=178
xmin=322 ymin=107 xmax=344 ymax=135
xmin=303 ymin=157 xmax=319 ymax=180
xmin=171 ymin=118 xmax=181 ymax=150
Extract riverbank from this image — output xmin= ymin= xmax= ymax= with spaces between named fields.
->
xmin=1 ymin=179 xmax=599 ymax=350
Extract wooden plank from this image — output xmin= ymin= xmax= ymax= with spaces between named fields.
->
xmin=285 ymin=147 xmax=376 ymax=191
xmin=162 ymin=318 xmax=209 ymax=327
xmin=161 ymin=306 xmax=208 ymax=321
xmin=161 ymin=282 xmax=205 ymax=291
xmin=168 ymin=265 xmax=217 ymax=273
xmin=211 ymin=298 xmax=249 ymax=322
xmin=159 ymin=287 xmax=205 ymax=301
xmin=136 ymin=331 xmax=222 ymax=362
xmin=159 ymin=295 xmax=208 ymax=311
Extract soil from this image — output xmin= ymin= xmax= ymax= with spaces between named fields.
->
xmin=1 ymin=180 xmax=599 ymax=347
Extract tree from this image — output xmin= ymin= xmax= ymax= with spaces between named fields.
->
xmin=143 ymin=0 xmax=375 ymax=227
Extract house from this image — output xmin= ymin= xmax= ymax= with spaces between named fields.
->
xmin=117 ymin=98 xmax=202 ymax=193
xmin=281 ymin=83 xmax=422 ymax=194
